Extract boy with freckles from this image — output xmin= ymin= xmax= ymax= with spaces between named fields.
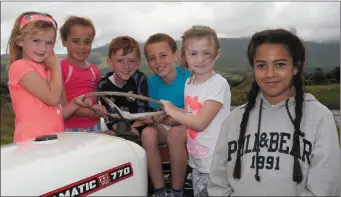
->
xmin=97 ymin=35 xmax=149 ymax=136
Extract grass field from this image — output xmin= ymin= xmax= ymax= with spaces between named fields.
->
xmin=230 ymin=82 xmax=340 ymax=108
xmin=305 ymin=84 xmax=340 ymax=109
xmin=0 ymin=94 xmax=14 ymax=145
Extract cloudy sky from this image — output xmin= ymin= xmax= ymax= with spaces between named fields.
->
xmin=1 ymin=1 xmax=340 ymax=54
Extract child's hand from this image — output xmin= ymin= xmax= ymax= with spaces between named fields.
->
xmin=90 ymin=104 xmax=107 ymax=117
xmin=72 ymin=94 xmax=93 ymax=108
xmin=152 ymin=114 xmax=167 ymax=123
xmin=162 ymin=116 xmax=179 ymax=126
xmin=143 ymin=117 xmax=154 ymax=125
xmin=43 ymin=51 xmax=60 ymax=70
xmin=160 ymin=100 xmax=176 ymax=116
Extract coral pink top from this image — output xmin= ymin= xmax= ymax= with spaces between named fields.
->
xmin=8 ymin=59 xmax=64 ymax=142
xmin=61 ymin=58 xmax=101 ymax=129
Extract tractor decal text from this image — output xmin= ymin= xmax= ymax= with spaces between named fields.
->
xmin=41 ymin=162 xmax=133 ymax=197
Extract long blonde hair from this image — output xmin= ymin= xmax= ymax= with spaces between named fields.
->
xmin=7 ymin=11 xmax=57 ymax=69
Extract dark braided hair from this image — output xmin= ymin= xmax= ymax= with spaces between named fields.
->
xmin=233 ymin=29 xmax=306 ymax=183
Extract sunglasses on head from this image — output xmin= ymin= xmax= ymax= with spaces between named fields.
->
xmin=20 ymin=13 xmax=56 ymax=30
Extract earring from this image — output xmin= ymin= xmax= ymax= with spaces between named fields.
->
xmin=294 ymin=68 xmax=298 ymax=75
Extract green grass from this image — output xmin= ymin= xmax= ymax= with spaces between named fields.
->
xmin=231 ymin=83 xmax=340 ymax=108
xmin=305 ymin=84 xmax=340 ymax=109
xmin=230 ymin=77 xmax=253 ymax=106
xmin=0 ymin=94 xmax=14 ymax=145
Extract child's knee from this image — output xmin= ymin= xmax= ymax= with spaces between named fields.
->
xmin=167 ymin=125 xmax=187 ymax=144
xmin=141 ymin=126 xmax=158 ymax=146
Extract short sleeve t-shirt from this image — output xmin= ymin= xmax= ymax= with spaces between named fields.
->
xmin=61 ymin=58 xmax=101 ymax=129
xmin=8 ymin=59 xmax=64 ymax=142
xmin=147 ymin=66 xmax=191 ymax=110
xmin=184 ymin=74 xmax=231 ymax=173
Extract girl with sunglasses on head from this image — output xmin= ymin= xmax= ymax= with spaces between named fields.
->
xmin=7 ymin=11 xmax=91 ymax=142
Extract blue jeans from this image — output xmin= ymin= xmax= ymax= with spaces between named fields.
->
xmin=192 ymin=168 xmax=209 ymax=197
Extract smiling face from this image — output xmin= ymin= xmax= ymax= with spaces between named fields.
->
xmin=145 ymin=41 xmax=178 ymax=78
xmin=253 ymin=43 xmax=296 ymax=104
xmin=184 ymin=36 xmax=219 ymax=76
xmin=18 ymin=29 xmax=55 ymax=63
xmin=62 ymin=24 xmax=94 ymax=65
xmin=107 ymin=48 xmax=139 ymax=86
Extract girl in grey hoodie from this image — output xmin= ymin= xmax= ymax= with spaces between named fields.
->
xmin=208 ymin=29 xmax=340 ymax=196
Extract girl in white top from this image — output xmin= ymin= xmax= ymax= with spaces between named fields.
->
xmin=160 ymin=25 xmax=231 ymax=197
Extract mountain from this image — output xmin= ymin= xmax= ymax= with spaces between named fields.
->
xmin=215 ymin=38 xmax=339 ymax=73
xmin=1 ymin=38 xmax=340 ymax=80
xmin=91 ymin=38 xmax=340 ymax=73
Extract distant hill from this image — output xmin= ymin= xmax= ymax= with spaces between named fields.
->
xmin=90 ymin=37 xmax=340 ymax=73
xmin=218 ymin=38 xmax=340 ymax=71
xmin=1 ymin=37 xmax=340 ymax=81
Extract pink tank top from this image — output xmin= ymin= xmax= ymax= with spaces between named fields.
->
xmin=8 ymin=59 xmax=64 ymax=142
xmin=61 ymin=58 xmax=101 ymax=129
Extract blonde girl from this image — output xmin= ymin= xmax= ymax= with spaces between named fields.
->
xmin=7 ymin=11 xmax=91 ymax=142
xmin=160 ymin=25 xmax=231 ymax=197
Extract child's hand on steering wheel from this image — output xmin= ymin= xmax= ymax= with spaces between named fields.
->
xmin=72 ymin=94 xmax=93 ymax=108
xmin=159 ymin=100 xmax=177 ymax=116
xmin=89 ymin=104 xmax=107 ymax=117
xmin=152 ymin=114 xmax=167 ymax=123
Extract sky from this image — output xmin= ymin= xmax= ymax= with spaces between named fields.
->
xmin=1 ymin=1 xmax=340 ymax=54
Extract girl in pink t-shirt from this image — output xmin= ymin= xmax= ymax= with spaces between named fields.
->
xmin=59 ymin=16 xmax=109 ymax=133
xmin=7 ymin=11 xmax=92 ymax=142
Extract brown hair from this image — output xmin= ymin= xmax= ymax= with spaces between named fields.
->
xmin=143 ymin=33 xmax=177 ymax=58
xmin=180 ymin=25 xmax=220 ymax=68
xmin=59 ymin=16 xmax=96 ymax=41
xmin=7 ymin=11 xmax=57 ymax=67
xmin=108 ymin=36 xmax=141 ymax=60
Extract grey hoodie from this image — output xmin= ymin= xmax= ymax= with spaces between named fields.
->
xmin=208 ymin=93 xmax=340 ymax=196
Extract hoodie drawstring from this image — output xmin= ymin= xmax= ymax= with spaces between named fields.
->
xmin=285 ymin=99 xmax=305 ymax=182
xmin=285 ymin=99 xmax=294 ymax=125
xmin=254 ymin=98 xmax=305 ymax=183
xmin=254 ymin=99 xmax=263 ymax=182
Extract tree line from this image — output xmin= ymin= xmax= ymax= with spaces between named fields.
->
xmin=304 ymin=67 xmax=340 ymax=85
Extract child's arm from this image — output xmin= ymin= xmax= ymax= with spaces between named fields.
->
xmin=161 ymin=77 xmax=230 ymax=132
xmin=161 ymin=100 xmax=222 ymax=132
xmin=73 ymin=104 xmax=107 ymax=117
xmin=161 ymin=108 xmax=186 ymax=126
xmin=63 ymin=102 xmax=81 ymax=119
xmin=61 ymin=89 xmax=90 ymax=117
xmin=19 ymin=52 xmax=63 ymax=106
xmin=61 ymin=89 xmax=106 ymax=118
xmin=62 ymin=93 xmax=92 ymax=119
xmin=73 ymin=106 xmax=93 ymax=117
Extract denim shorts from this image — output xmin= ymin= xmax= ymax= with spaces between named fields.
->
xmin=64 ymin=122 xmax=101 ymax=132
xmin=192 ymin=168 xmax=209 ymax=197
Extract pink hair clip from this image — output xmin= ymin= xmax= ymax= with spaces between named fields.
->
xmin=19 ymin=14 xmax=56 ymax=30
